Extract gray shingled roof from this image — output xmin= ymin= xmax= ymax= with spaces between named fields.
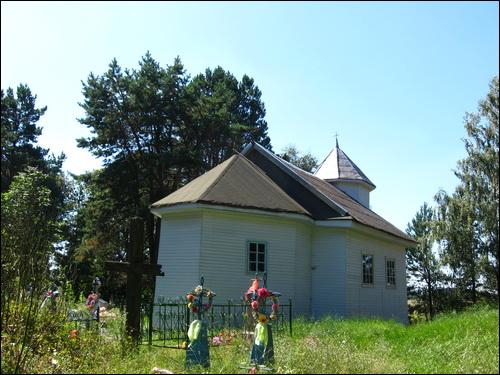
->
xmin=291 ymin=163 xmax=413 ymax=242
xmin=152 ymin=143 xmax=415 ymax=244
xmin=314 ymin=143 xmax=376 ymax=189
xmin=245 ymin=142 xmax=414 ymax=243
xmin=151 ymin=154 xmax=310 ymax=216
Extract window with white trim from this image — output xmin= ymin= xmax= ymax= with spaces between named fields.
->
xmin=248 ymin=242 xmax=266 ymax=273
xmin=386 ymin=258 xmax=396 ymax=287
xmin=362 ymin=254 xmax=373 ymax=284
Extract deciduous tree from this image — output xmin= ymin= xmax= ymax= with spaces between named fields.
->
xmin=280 ymin=144 xmax=318 ymax=172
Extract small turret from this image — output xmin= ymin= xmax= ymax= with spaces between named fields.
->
xmin=314 ymin=139 xmax=375 ymax=208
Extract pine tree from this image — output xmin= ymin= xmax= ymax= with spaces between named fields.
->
xmin=406 ymin=202 xmax=441 ymax=319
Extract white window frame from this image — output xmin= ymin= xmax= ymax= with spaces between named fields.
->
xmin=386 ymin=258 xmax=396 ymax=288
xmin=362 ymin=254 xmax=374 ymax=285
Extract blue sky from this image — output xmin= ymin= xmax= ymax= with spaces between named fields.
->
xmin=1 ymin=1 xmax=498 ymax=231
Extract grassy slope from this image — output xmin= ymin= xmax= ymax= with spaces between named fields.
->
xmin=64 ymin=306 xmax=499 ymax=374
xmin=280 ymin=306 xmax=499 ymax=374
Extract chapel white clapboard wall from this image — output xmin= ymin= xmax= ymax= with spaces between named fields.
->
xmin=154 ymin=208 xmax=408 ymax=323
xmin=346 ymin=230 xmax=408 ymax=323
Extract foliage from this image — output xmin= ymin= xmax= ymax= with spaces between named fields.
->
xmin=1 ymin=297 xmax=72 ymax=374
xmin=406 ymin=202 xmax=442 ymax=319
xmin=434 ymin=188 xmax=483 ymax=303
xmin=59 ymin=171 xmax=128 ymax=301
xmin=455 ymin=76 xmax=499 ymax=295
xmin=0 ymin=168 xmax=63 ymax=373
xmin=434 ymin=75 xmax=499 ymax=302
xmin=1 ymin=83 xmax=69 ymax=286
xmin=67 ymin=53 xmax=272 ymax=303
xmin=184 ymin=66 xmax=271 ymax=177
xmin=279 ymin=144 xmax=319 ymax=172
xmin=1 ymin=291 xmax=128 ymax=374
xmin=1 ymin=84 xmax=65 ymax=193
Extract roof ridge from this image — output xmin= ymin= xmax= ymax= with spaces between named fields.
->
xmin=291 ymin=164 xmax=381 ymax=216
xmin=253 ymin=144 xmax=348 ymax=215
xmin=302 ymin=171 xmax=411 ymax=239
xmin=237 ymin=154 xmax=311 ymax=215
xmin=244 ymin=142 xmax=413 ymax=242
xmin=271 ymin=151 xmax=349 ymax=214
xmin=279 ymin=155 xmax=412 ymax=240
xmin=198 ymin=155 xmax=238 ymax=201
xmin=288 ymin=161 xmax=361 ymax=205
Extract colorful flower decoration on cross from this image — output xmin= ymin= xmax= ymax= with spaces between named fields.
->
xmin=185 ymin=276 xmax=216 ymax=368
xmin=243 ymin=272 xmax=281 ymax=366
xmin=186 ymin=283 xmax=215 ymax=314
xmin=244 ymin=273 xmax=281 ymax=324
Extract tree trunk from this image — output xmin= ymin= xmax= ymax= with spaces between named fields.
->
xmin=496 ymin=244 xmax=499 ymax=300
xmin=152 ymin=217 xmax=161 ymax=265
xmin=471 ymin=277 xmax=477 ymax=304
xmin=148 ymin=217 xmax=162 ymax=305
xmin=426 ymin=278 xmax=434 ymax=320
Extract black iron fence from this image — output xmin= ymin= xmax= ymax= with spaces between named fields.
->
xmin=67 ymin=308 xmax=100 ymax=330
xmin=140 ymin=298 xmax=293 ymax=348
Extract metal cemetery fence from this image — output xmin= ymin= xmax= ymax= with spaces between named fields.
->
xmin=67 ymin=308 xmax=100 ymax=330
xmin=67 ymin=277 xmax=102 ymax=330
xmin=140 ymin=298 xmax=293 ymax=348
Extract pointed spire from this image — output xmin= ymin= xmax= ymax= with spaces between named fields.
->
xmin=314 ymin=140 xmax=375 ymax=190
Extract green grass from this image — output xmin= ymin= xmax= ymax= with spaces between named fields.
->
xmin=39 ymin=305 xmax=500 ymax=374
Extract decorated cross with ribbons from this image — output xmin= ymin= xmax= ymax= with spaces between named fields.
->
xmin=185 ymin=276 xmax=216 ymax=368
xmin=244 ymin=272 xmax=281 ymax=368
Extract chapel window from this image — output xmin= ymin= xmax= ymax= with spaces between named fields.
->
xmin=386 ymin=258 xmax=396 ymax=287
xmin=362 ymin=254 xmax=374 ymax=284
xmin=248 ymin=242 xmax=266 ymax=273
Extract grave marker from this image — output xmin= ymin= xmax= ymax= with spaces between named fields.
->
xmin=105 ymin=217 xmax=164 ymax=344
xmin=243 ymin=272 xmax=281 ymax=370
xmin=185 ymin=276 xmax=216 ymax=368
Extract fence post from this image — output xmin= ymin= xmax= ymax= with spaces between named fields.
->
xmin=148 ymin=302 xmax=153 ymax=346
xmin=162 ymin=304 xmax=166 ymax=346
xmin=185 ymin=304 xmax=190 ymax=343
xmin=228 ymin=299 xmax=232 ymax=330
xmin=221 ymin=303 xmax=225 ymax=331
xmin=289 ymin=298 xmax=293 ymax=337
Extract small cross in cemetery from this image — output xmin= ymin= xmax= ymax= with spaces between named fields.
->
xmin=185 ymin=276 xmax=216 ymax=368
xmin=105 ymin=216 xmax=164 ymax=345
xmin=242 ymin=272 xmax=281 ymax=371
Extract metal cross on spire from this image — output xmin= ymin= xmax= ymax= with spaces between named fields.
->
xmin=334 ymin=132 xmax=339 ymax=148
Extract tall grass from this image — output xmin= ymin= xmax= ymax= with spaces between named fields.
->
xmin=15 ymin=305 xmax=499 ymax=374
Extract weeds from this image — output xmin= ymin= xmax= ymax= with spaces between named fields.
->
xmin=2 ymin=305 xmax=498 ymax=374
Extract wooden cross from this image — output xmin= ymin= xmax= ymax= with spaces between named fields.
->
xmin=105 ymin=216 xmax=164 ymax=344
